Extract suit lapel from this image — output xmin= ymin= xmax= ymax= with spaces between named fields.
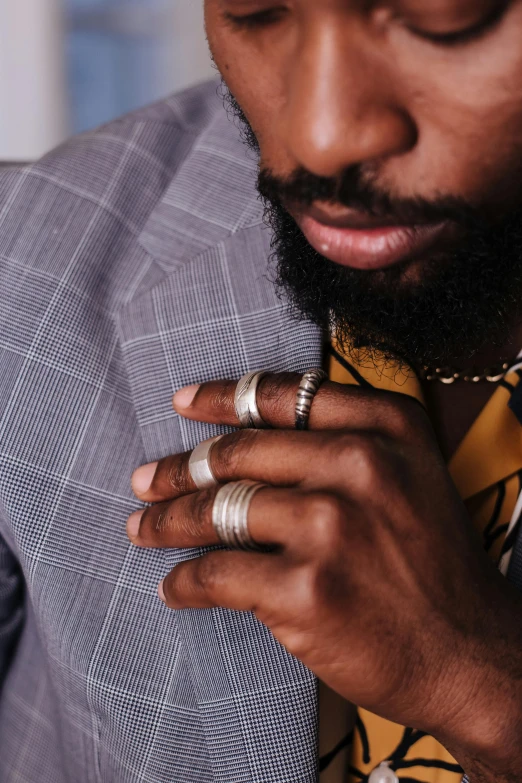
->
xmin=116 ymin=107 xmax=323 ymax=780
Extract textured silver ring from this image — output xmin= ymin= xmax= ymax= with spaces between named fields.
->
xmin=234 ymin=371 xmax=270 ymax=429
xmin=212 ymin=480 xmax=267 ymax=551
xmin=295 ymin=368 xmax=328 ymax=431
xmin=188 ymin=435 xmax=223 ymax=490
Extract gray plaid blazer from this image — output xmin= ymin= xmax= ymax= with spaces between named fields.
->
xmin=0 ymin=80 xmax=322 ymax=783
xmin=1 ymin=80 xmax=521 ymax=783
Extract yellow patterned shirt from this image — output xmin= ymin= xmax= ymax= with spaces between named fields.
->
xmin=319 ymin=343 xmax=522 ymax=783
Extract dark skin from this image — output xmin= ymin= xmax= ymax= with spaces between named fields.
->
xmin=426 ymin=331 xmax=522 ymax=457
xmin=128 ymin=378 xmax=522 ymax=783
xmin=206 ymin=0 xmax=522 ymax=454
xmin=426 ymin=357 xmax=518 ymax=458
xmin=127 ymin=1 xmax=522 ymax=780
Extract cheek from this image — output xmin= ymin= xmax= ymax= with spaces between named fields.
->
xmin=389 ymin=20 xmax=522 ymax=208
xmin=401 ymin=100 xmax=522 ymax=211
xmin=425 ymin=99 xmax=522 ymax=212
xmin=204 ymin=11 xmax=297 ymax=174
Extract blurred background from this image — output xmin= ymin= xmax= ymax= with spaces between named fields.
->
xmin=0 ymin=0 xmax=214 ymax=161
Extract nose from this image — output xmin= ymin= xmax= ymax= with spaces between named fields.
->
xmin=281 ymin=19 xmax=417 ymax=179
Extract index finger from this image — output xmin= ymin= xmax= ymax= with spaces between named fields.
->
xmin=172 ymin=372 xmax=422 ymax=431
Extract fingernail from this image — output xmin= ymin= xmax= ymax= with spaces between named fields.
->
xmin=132 ymin=462 xmax=158 ymax=495
xmin=158 ymin=580 xmax=166 ymax=603
xmin=127 ymin=509 xmax=145 ymax=540
xmin=173 ymin=384 xmax=200 ymax=410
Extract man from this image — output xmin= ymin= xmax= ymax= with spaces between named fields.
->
xmin=1 ymin=1 xmax=522 ymax=782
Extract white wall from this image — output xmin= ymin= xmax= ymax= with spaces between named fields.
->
xmin=0 ymin=0 xmax=69 ymax=160
xmin=166 ymin=1 xmax=215 ymax=95
xmin=0 ymin=0 xmax=214 ymax=161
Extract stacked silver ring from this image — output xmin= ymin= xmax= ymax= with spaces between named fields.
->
xmin=234 ymin=371 xmax=269 ymax=429
xmin=212 ymin=480 xmax=267 ymax=551
xmin=295 ymin=368 xmax=328 ymax=430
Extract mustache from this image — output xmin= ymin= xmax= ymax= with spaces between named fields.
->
xmin=257 ymin=166 xmax=483 ymax=228
xmin=220 ymin=83 xmax=486 ymax=229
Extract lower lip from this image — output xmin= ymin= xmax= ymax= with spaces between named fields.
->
xmin=296 ymin=214 xmax=450 ymax=271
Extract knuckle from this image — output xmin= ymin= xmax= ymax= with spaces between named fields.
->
xmin=353 ymin=444 xmax=380 ymax=487
xmin=196 ymin=555 xmax=222 ymax=598
xmin=277 ymin=571 xmax=318 ymax=659
xmin=167 ymin=456 xmax=192 ymax=494
xmin=131 ymin=504 xmax=172 ymax=544
xmin=338 ymin=435 xmax=382 ymax=491
xmin=155 ymin=492 xmax=214 ymax=543
xmin=185 ymin=490 xmax=213 ymax=536
xmin=216 ymin=429 xmax=259 ymax=477
xmin=305 ymin=492 xmax=345 ymax=549
xmin=281 ymin=628 xmax=310 ymax=661
xmin=154 ymin=505 xmax=173 ymax=535
xmin=257 ymin=373 xmax=297 ymax=423
xmin=336 ymin=433 xmax=410 ymax=497
xmin=210 ymin=380 xmax=236 ymax=415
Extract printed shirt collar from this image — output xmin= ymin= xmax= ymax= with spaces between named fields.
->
xmin=329 ymin=342 xmax=522 ymax=502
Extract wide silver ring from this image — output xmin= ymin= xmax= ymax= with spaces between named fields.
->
xmin=234 ymin=371 xmax=270 ymax=429
xmin=188 ymin=435 xmax=223 ymax=490
xmin=295 ymin=368 xmax=328 ymax=431
xmin=212 ymin=480 xmax=267 ymax=551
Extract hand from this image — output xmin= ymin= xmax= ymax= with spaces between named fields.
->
xmin=127 ymin=373 xmax=522 ymax=781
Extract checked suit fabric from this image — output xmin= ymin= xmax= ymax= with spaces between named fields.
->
xmin=0 ymin=81 xmax=322 ymax=783
xmin=1 ymin=79 xmax=522 ymax=783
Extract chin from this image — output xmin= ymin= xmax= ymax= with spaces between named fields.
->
xmin=364 ymin=253 xmax=454 ymax=292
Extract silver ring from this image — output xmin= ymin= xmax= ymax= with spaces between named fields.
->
xmin=234 ymin=371 xmax=270 ymax=429
xmin=188 ymin=435 xmax=223 ymax=490
xmin=212 ymin=480 xmax=267 ymax=551
xmin=295 ymin=368 xmax=328 ymax=431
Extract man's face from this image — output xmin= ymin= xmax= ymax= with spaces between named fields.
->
xmin=205 ymin=0 xmax=522 ymax=366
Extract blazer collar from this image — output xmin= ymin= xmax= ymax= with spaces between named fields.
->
xmin=138 ymin=102 xmax=267 ymax=271
xmin=116 ymin=104 xmax=323 ymax=782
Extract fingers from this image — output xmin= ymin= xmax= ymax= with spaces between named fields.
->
xmin=159 ymin=549 xmax=287 ymax=611
xmin=132 ymin=422 xmax=409 ymax=507
xmin=132 ymin=429 xmax=326 ymax=504
xmin=173 ymin=372 xmax=424 ymax=433
xmin=127 ymin=485 xmax=311 ymax=551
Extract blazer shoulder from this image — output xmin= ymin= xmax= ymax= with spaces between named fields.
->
xmin=115 ymin=78 xmax=222 ymax=129
xmin=0 ymin=78 xmax=222 ymax=213
xmin=0 ymin=80 xmax=225 ymax=308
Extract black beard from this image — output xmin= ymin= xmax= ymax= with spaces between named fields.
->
xmin=221 ymin=84 xmax=522 ymax=368
xmin=263 ymin=196 xmax=522 ymax=369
